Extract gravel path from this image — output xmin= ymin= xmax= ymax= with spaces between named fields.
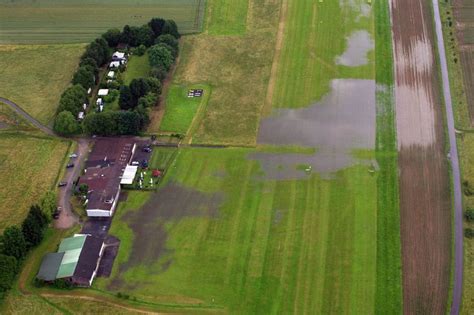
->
xmin=431 ymin=1 xmax=464 ymax=314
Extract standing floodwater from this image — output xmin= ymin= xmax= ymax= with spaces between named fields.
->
xmin=253 ymin=79 xmax=376 ymax=178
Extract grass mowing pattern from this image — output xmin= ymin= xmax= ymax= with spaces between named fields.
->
xmin=373 ymin=0 xmax=402 ymax=313
xmin=206 ymin=0 xmax=249 ymax=35
xmin=123 ymin=53 xmax=150 ymax=86
xmin=159 ymin=84 xmax=210 ymax=134
xmin=98 ymin=147 xmax=377 ymax=314
xmin=0 ymin=44 xmax=84 ymax=125
xmin=0 ymin=134 xmax=70 ymax=231
xmin=272 ymin=0 xmax=374 ymax=109
xmin=170 ymin=0 xmax=280 ymax=145
xmin=0 ymin=0 xmax=206 ymax=44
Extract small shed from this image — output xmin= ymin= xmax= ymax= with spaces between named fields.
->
xmin=96 ymin=98 xmax=103 ymax=105
xmin=112 ymin=51 xmax=126 ymax=60
xmin=98 ymin=89 xmax=109 ymax=96
xmin=78 ymin=112 xmax=84 ymax=120
xmin=107 ymin=71 xmax=115 ymax=78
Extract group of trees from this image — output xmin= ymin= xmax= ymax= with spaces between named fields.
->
xmin=53 ymin=17 xmax=180 ymax=137
xmin=0 ymin=192 xmax=55 ymax=300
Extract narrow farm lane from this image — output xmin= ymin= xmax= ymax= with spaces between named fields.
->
xmin=431 ymin=1 xmax=464 ymax=314
xmin=55 ymin=138 xmax=90 ymax=229
xmin=0 ymin=97 xmax=55 ymax=136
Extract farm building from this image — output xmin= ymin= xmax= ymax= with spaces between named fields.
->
xmin=107 ymin=71 xmax=115 ymax=79
xmin=37 ymin=234 xmax=105 ymax=287
xmin=112 ymin=51 xmax=127 ymax=62
xmin=78 ymin=138 xmax=136 ymax=217
xmin=109 ymin=61 xmax=121 ymax=68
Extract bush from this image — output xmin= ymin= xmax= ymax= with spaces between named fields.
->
xmin=72 ymin=65 xmax=95 ymax=89
xmin=463 ymin=181 xmax=474 ymax=196
xmin=135 ymin=44 xmax=147 ymax=56
xmin=150 ymin=65 xmax=168 ymax=81
xmin=1 ymin=226 xmax=27 ymax=260
xmin=138 ymin=93 xmax=158 ymax=108
xmin=465 ymin=228 xmax=474 ymax=238
xmin=466 ymin=209 xmax=474 ymax=222
xmin=0 ymin=254 xmax=18 ymax=298
xmin=155 ymin=34 xmax=179 ymax=54
xmin=22 ymin=205 xmax=49 ymax=248
xmin=102 ymin=28 xmax=122 ymax=47
xmin=57 ymin=85 xmax=88 ymax=117
xmin=104 ymin=90 xmax=120 ymax=103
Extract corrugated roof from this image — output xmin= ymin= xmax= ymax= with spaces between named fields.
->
xmin=56 ymin=235 xmax=87 ymax=278
xmin=37 ymin=252 xmax=64 ymax=281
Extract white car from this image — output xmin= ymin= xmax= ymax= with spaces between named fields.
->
xmin=69 ymin=153 xmax=78 ymax=158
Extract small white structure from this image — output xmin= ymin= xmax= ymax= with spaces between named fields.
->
xmin=98 ymin=89 xmax=109 ymax=96
xmin=99 ymin=104 xmax=104 ymax=112
xmin=107 ymin=71 xmax=115 ymax=79
xmin=83 ymin=103 xmax=88 ymax=110
xmin=78 ymin=112 xmax=84 ymax=120
xmin=112 ymin=51 xmax=126 ymax=60
xmin=120 ymin=165 xmax=139 ymax=185
xmin=87 ymin=87 xmax=92 ymax=95
xmin=96 ymin=98 xmax=103 ymax=105
xmin=109 ymin=61 xmax=120 ymax=68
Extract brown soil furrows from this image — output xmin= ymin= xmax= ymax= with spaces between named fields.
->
xmin=390 ymin=0 xmax=452 ymax=314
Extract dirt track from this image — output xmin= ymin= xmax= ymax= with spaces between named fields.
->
xmin=390 ymin=0 xmax=452 ymax=313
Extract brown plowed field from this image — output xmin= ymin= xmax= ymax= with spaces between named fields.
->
xmin=390 ymin=0 xmax=452 ymax=314
xmin=452 ymin=0 xmax=474 ymax=123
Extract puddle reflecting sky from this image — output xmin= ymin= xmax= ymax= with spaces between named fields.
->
xmin=336 ymin=30 xmax=374 ymax=67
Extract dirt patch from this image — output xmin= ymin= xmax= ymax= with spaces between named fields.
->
xmin=390 ymin=0 xmax=452 ymax=313
xmin=336 ymin=30 xmax=374 ymax=66
xmin=112 ymin=183 xmax=223 ymax=286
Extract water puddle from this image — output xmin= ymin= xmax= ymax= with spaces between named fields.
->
xmin=254 ymin=79 xmax=376 ymax=179
xmin=341 ymin=0 xmax=372 ymax=19
xmin=336 ymin=30 xmax=374 ymax=67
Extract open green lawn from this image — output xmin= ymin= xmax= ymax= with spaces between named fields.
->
xmin=0 ymin=44 xmax=84 ymax=125
xmin=159 ymin=84 xmax=210 ymax=135
xmin=97 ymin=147 xmax=378 ymax=314
xmin=0 ymin=0 xmax=206 ymax=44
xmin=206 ymin=0 xmax=249 ymax=35
xmin=123 ymin=53 xmax=150 ymax=85
xmin=0 ymin=133 xmax=70 ymax=231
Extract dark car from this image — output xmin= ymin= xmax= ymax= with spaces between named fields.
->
xmin=58 ymin=181 xmax=67 ymax=187
xmin=141 ymin=160 xmax=148 ymax=168
xmin=66 ymin=163 xmax=74 ymax=168
xmin=142 ymin=147 xmax=152 ymax=153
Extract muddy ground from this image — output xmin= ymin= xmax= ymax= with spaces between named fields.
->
xmin=390 ymin=0 xmax=452 ymax=313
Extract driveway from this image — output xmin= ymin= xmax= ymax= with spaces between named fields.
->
xmin=55 ymin=138 xmax=91 ymax=229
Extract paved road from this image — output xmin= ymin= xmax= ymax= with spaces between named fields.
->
xmin=431 ymin=1 xmax=463 ymax=314
xmin=55 ymin=138 xmax=90 ymax=229
xmin=0 ymin=97 xmax=55 ymax=136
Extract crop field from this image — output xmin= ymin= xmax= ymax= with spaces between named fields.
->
xmin=0 ymin=44 xmax=84 ymax=125
xmin=0 ymin=134 xmax=70 ymax=231
xmin=159 ymin=84 xmax=210 ymax=135
xmin=0 ymin=0 xmax=206 ymax=44
xmin=452 ymin=0 xmax=474 ymax=123
xmin=391 ymin=0 xmax=451 ymax=314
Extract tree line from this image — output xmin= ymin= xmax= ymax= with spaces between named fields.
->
xmin=54 ymin=18 xmax=180 ymax=136
xmin=0 ymin=192 xmax=56 ymax=300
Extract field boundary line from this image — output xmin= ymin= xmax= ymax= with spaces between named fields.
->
xmin=261 ymin=0 xmax=287 ymax=117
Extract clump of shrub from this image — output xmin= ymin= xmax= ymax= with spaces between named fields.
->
xmin=465 ymin=228 xmax=474 ymax=238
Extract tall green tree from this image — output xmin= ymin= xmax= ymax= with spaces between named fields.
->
xmin=22 ymin=205 xmax=48 ymax=247
xmin=162 ymin=20 xmax=180 ymax=38
xmin=0 ymin=254 xmax=18 ymax=299
xmin=72 ymin=66 xmax=95 ymax=89
xmin=54 ymin=111 xmax=80 ymax=136
xmin=102 ymin=28 xmax=122 ymax=47
xmin=1 ymin=226 xmax=27 ymax=260
xmin=148 ymin=44 xmax=174 ymax=71
xmin=40 ymin=191 xmax=56 ymax=220
xmin=148 ymin=18 xmax=166 ymax=38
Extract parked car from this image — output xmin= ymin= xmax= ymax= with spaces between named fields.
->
xmin=131 ymin=161 xmax=140 ymax=166
xmin=66 ymin=163 xmax=74 ymax=168
xmin=58 ymin=181 xmax=67 ymax=187
xmin=141 ymin=160 xmax=148 ymax=168
xmin=69 ymin=153 xmax=78 ymax=158
xmin=142 ymin=147 xmax=152 ymax=153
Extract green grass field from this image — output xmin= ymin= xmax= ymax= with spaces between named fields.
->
xmin=206 ymin=0 xmax=249 ymax=35
xmin=0 ymin=133 xmax=70 ymax=231
xmin=97 ymin=147 xmax=378 ymax=314
xmin=0 ymin=0 xmax=206 ymax=44
xmin=0 ymin=44 xmax=84 ymax=125
xmin=159 ymin=84 xmax=210 ymax=134
xmin=123 ymin=53 xmax=150 ymax=85
xmin=166 ymin=0 xmax=279 ymax=145
xmin=271 ymin=0 xmax=374 ymax=109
